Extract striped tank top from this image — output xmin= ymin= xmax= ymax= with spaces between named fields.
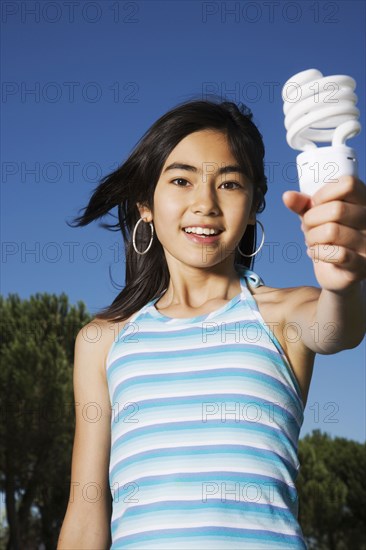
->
xmin=106 ymin=264 xmax=307 ymax=549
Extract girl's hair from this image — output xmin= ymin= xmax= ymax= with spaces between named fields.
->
xmin=67 ymin=96 xmax=268 ymax=323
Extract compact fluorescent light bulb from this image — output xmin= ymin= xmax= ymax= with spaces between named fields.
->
xmin=282 ymin=68 xmax=361 ymax=195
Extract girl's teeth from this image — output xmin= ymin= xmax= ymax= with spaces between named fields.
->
xmin=184 ymin=228 xmax=219 ymax=235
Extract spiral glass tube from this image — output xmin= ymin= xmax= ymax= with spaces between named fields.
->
xmin=282 ymin=69 xmax=361 ymax=195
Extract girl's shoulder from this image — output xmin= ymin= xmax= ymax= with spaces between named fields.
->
xmin=248 ymin=283 xmax=320 ymax=407
xmin=81 ymin=316 xmax=135 ymax=374
xmin=240 ymin=265 xmax=321 ymax=311
xmin=248 ymin=282 xmax=321 ymax=345
xmin=250 ymin=281 xmax=321 ymax=311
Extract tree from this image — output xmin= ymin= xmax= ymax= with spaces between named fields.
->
xmin=0 ymin=293 xmax=91 ymax=549
xmin=1 ymin=293 xmax=365 ymax=549
xmin=297 ymin=430 xmax=366 ymax=550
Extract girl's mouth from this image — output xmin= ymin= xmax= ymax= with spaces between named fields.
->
xmin=182 ymin=229 xmax=222 ymax=244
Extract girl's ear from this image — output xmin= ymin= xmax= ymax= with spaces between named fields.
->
xmin=248 ymin=197 xmax=259 ymax=225
xmin=136 ymin=202 xmax=153 ymax=221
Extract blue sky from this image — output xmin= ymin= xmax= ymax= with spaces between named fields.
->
xmin=2 ymin=0 xmax=365 ymax=442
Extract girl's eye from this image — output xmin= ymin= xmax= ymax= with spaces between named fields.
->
xmin=170 ymin=179 xmax=241 ymax=189
xmin=221 ymin=181 xmax=241 ymax=189
xmin=171 ymin=178 xmax=189 ymax=186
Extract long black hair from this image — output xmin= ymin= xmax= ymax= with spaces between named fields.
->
xmin=67 ymin=97 xmax=268 ymax=322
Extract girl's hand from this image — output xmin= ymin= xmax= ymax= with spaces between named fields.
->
xmin=282 ymin=176 xmax=366 ymax=292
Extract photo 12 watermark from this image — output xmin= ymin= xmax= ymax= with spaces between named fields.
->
xmin=201 ymin=1 xmax=340 ymax=24
xmin=1 ymin=81 xmax=140 ymax=104
xmin=1 ymin=1 xmax=140 ymax=24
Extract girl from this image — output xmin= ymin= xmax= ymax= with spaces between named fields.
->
xmin=57 ymin=98 xmax=365 ymax=549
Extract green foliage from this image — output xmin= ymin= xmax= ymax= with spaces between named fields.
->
xmin=298 ymin=430 xmax=366 ymax=549
xmin=1 ymin=293 xmax=365 ymax=549
xmin=0 ymin=293 xmax=91 ymax=549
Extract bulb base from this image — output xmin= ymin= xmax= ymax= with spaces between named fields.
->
xmin=296 ymin=146 xmax=358 ymax=195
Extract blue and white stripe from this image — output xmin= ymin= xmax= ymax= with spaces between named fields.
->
xmin=106 ymin=264 xmax=307 ymax=549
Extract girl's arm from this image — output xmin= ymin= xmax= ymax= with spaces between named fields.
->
xmin=283 ymin=283 xmax=365 ymax=354
xmin=282 ymin=176 xmax=366 ymax=354
xmin=57 ymin=320 xmax=112 ymax=549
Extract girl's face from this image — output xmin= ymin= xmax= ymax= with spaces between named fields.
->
xmin=138 ymin=129 xmax=256 ymax=269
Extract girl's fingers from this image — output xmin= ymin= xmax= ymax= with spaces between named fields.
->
xmin=282 ymin=191 xmax=313 ymax=216
xmin=304 ymin=223 xmax=366 ymax=254
xmin=306 ymin=244 xmax=366 ymax=274
xmin=302 ymin=201 xmax=366 ymax=230
xmin=311 ymin=176 xmax=366 ymax=207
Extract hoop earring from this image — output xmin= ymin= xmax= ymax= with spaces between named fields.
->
xmin=237 ymin=220 xmax=265 ymax=258
xmin=132 ymin=217 xmax=154 ymax=255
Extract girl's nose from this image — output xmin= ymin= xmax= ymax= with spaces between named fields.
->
xmin=190 ymin=185 xmax=219 ymax=214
